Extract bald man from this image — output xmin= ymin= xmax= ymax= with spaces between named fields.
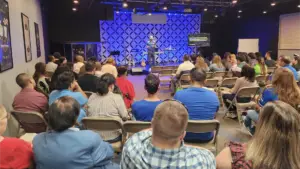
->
xmin=121 ymin=100 xmax=216 ymax=169
xmin=13 ymin=73 xmax=48 ymax=114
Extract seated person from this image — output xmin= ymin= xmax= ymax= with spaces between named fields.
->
xmin=101 ymin=58 xmax=118 ymax=78
xmin=49 ymin=71 xmax=88 ymax=124
xmin=116 ymin=66 xmax=135 ymax=109
xmin=73 ymin=55 xmax=85 ymax=74
xmin=277 ymin=55 xmax=299 ymax=80
xmin=222 ymin=65 xmax=258 ymax=118
xmin=244 ymin=67 xmax=300 ymax=134
xmin=121 ymin=100 xmax=216 ymax=169
xmin=46 ymin=55 xmax=58 ymax=73
xmin=216 ymin=101 xmax=300 ymax=169
xmin=174 ymin=68 xmax=219 ymax=142
xmin=13 ymin=73 xmax=48 ymax=114
xmin=254 ymin=56 xmax=268 ymax=75
xmin=33 ymin=62 xmax=50 ymax=95
xmin=209 ymin=55 xmax=225 ymax=72
xmin=87 ymin=73 xmax=129 ymax=143
xmin=33 ymin=96 xmax=119 ymax=169
xmin=77 ymin=61 xmax=98 ymax=92
xmin=265 ymin=51 xmax=276 ymax=67
xmin=132 ymin=74 xmax=162 ymax=121
xmin=195 ymin=56 xmax=210 ymax=72
xmin=95 ymin=62 xmax=104 ymax=77
xmin=237 ymin=55 xmax=247 ymax=68
xmin=0 ymin=105 xmax=33 ymax=169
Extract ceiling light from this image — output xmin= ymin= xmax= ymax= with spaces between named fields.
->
xmin=263 ymin=11 xmax=267 ymax=14
xmin=122 ymin=2 xmax=128 ymax=8
xmin=238 ymin=15 xmax=241 ymax=18
xmin=116 ymin=10 xmax=120 ymax=14
xmin=215 ymin=15 xmax=218 ymax=18
xmin=271 ymin=2 xmax=276 ymax=6
xmin=148 ymin=13 xmax=152 ymax=16
xmin=73 ymin=0 xmax=79 ymax=4
xmin=163 ymin=6 xmax=168 ymax=10
xmin=232 ymin=0 xmax=238 ymax=4
xmin=238 ymin=10 xmax=242 ymax=13
xmin=72 ymin=8 xmax=77 ymax=11
xmin=298 ymin=5 xmax=300 ymax=8
xmin=204 ymin=8 xmax=208 ymax=11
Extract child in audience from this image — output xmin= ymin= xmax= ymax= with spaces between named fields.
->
xmin=0 ymin=105 xmax=33 ymax=169
xmin=121 ymin=100 xmax=216 ymax=169
xmin=216 ymin=101 xmax=300 ymax=169
xmin=33 ymin=62 xmax=50 ymax=95
xmin=132 ymin=74 xmax=162 ymax=121
xmin=116 ymin=66 xmax=135 ymax=109
xmin=33 ymin=97 xmax=119 ymax=169
xmin=209 ymin=55 xmax=225 ymax=72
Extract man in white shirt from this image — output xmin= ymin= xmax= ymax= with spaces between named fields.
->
xmin=46 ymin=55 xmax=58 ymax=73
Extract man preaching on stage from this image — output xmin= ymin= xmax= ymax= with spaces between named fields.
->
xmin=147 ymin=35 xmax=156 ymax=65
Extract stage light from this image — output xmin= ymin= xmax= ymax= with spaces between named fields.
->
xmin=123 ymin=2 xmax=128 ymax=8
xmin=73 ymin=0 xmax=79 ymax=4
xmin=163 ymin=6 xmax=168 ymax=10
xmin=298 ymin=5 xmax=300 ymax=8
xmin=215 ymin=15 xmax=218 ymax=18
xmin=232 ymin=0 xmax=237 ymax=4
xmin=238 ymin=10 xmax=242 ymax=13
xmin=72 ymin=8 xmax=77 ymax=11
xmin=204 ymin=8 xmax=208 ymax=12
xmin=263 ymin=11 xmax=267 ymax=14
xmin=116 ymin=10 xmax=120 ymax=14
xmin=148 ymin=13 xmax=152 ymax=16
xmin=271 ymin=2 xmax=276 ymax=6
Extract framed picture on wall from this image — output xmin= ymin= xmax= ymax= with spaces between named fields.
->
xmin=34 ymin=22 xmax=41 ymax=58
xmin=0 ymin=0 xmax=13 ymax=73
xmin=21 ymin=13 xmax=32 ymax=62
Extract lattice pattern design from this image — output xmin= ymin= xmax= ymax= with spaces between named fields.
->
xmin=99 ymin=12 xmax=201 ymax=65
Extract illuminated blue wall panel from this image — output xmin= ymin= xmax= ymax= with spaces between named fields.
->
xmin=100 ymin=12 xmax=201 ymax=65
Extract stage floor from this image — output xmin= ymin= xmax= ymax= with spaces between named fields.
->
xmin=127 ymin=62 xmax=181 ymax=74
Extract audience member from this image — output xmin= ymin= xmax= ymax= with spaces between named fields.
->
xmin=0 ymin=105 xmax=33 ymax=169
xmin=255 ymin=52 xmax=263 ymax=58
xmin=101 ymin=58 xmax=118 ymax=78
xmin=132 ymin=74 xmax=162 ymax=121
xmin=53 ymin=52 xmax=61 ymax=59
xmin=56 ymin=56 xmax=67 ymax=67
xmin=121 ymin=100 xmax=216 ymax=169
xmin=46 ymin=55 xmax=58 ymax=72
xmin=95 ymin=62 xmax=104 ymax=77
xmin=174 ymin=68 xmax=219 ymax=142
xmin=230 ymin=53 xmax=236 ymax=61
xmin=175 ymin=54 xmax=195 ymax=76
xmin=222 ymin=65 xmax=258 ymax=118
xmin=254 ymin=56 xmax=268 ymax=75
xmin=77 ymin=61 xmax=98 ymax=92
xmin=292 ymin=55 xmax=300 ymax=71
xmin=190 ymin=54 xmax=198 ymax=65
xmin=49 ymin=66 xmax=71 ymax=92
xmin=244 ymin=67 xmax=300 ymax=134
xmin=248 ymin=52 xmax=257 ymax=67
xmin=265 ymin=51 xmax=276 ymax=67
xmin=73 ymin=55 xmax=85 ymax=74
xmin=116 ymin=66 xmax=135 ymax=109
xmin=236 ymin=55 xmax=247 ymax=68
xmin=87 ymin=73 xmax=129 ymax=142
xmin=33 ymin=62 xmax=50 ymax=94
xmin=49 ymin=71 xmax=88 ymax=124
xmin=13 ymin=73 xmax=48 ymax=114
xmin=277 ymin=55 xmax=299 ymax=80
xmin=33 ymin=96 xmax=119 ymax=169
xmin=222 ymin=52 xmax=232 ymax=71
xmin=216 ymin=101 xmax=300 ymax=169
xmin=230 ymin=58 xmax=241 ymax=73
xmin=209 ymin=55 xmax=225 ymax=72
xmin=195 ymin=56 xmax=209 ymax=71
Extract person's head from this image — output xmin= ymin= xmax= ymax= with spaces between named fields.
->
xmin=236 ymin=55 xmax=245 ymax=64
xmin=190 ymin=54 xmax=198 ymax=64
xmin=87 ymin=57 xmax=97 ymax=63
xmin=117 ymin=66 xmax=128 ymax=77
xmin=56 ymin=56 xmax=67 ymax=66
xmin=212 ymin=55 xmax=223 ymax=68
xmin=48 ymin=55 xmax=56 ymax=62
xmin=292 ymin=56 xmax=300 ymax=65
xmin=0 ymin=105 xmax=9 ymax=136
xmin=96 ymin=73 xmax=116 ymax=95
xmin=16 ymin=73 xmax=36 ymax=89
xmin=53 ymin=52 xmax=61 ymax=58
xmin=183 ymin=54 xmax=190 ymax=62
xmin=190 ymin=68 xmax=206 ymax=86
xmin=278 ymin=55 xmax=291 ymax=67
xmin=144 ymin=74 xmax=160 ymax=95
xmin=224 ymin=52 xmax=231 ymax=61
xmin=241 ymin=65 xmax=256 ymax=82
xmin=272 ymin=67 xmax=300 ymax=108
xmin=230 ymin=54 xmax=236 ymax=62
xmin=152 ymin=100 xmax=189 ymax=145
xmin=33 ymin=62 xmax=46 ymax=83
xmin=106 ymin=58 xmax=115 ymax=65
xmin=95 ymin=62 xmax=102 ymax=71
xmin=85 ymin=61 xmax=96 ymax=74
xmin=75 ymin=55 xmax=84 ymax=63
xmin=246 ymin=101 xmax=300 ymax=169
xmin=265 ymin=51 xmax=272 ymax=59
xmin=248 ymin=52 xmax=256 ymax=60
xmin=56 ymin=71 xmax=75 ymax=91
xmin=195 ymin=57 xmax=208 ymax=69
xmin=255 ymin=52 xmax=262 ymax=58
xmin=48 ymin=96 xmax=80 ymax=132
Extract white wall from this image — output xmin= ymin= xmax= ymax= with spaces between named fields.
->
xmin=0 ymin=0 xmax=45 ymax=136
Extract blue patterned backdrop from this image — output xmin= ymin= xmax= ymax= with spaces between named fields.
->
xmin=99 ymin=12 xmax=201 ymax=65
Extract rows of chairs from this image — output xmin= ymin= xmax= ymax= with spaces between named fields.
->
xmin=10 ymin=110 xmax=220 ymax=155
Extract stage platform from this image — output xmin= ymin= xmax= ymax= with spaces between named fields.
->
xmin=127 ymin=62 xmax=181 ymax=75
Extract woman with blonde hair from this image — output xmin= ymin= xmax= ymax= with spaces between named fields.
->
xmin=73 ymin=55 xmax=85 ymax=74
xmin=209 ymin=55 xmax=225 ymax=72
xmin=101 ymin=57 xmax=118 ymax=78
xmin=195 ymin=57 xmax=209 ymax=71
xmin=216 ymin=101 xmax=300 ymax=169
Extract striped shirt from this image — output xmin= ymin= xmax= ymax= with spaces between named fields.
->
xmin=87 ymin=92 xmax=128 ymax=140
xmin=121 ymin=130 xmax=216 ymax=169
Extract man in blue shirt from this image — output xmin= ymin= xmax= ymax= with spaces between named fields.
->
xmin=49 ymin=71 xmax=88 ymax=124
xmin=278 ymin=55 xmax=299 ymax=80
xmin=132 ymin=74 xmax=162 ymax=121
xmin=174 ymin=68 xmax=219 ymax=142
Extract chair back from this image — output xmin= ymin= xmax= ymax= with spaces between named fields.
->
xmin=160 ymin=69 xmax=173 ymax=76
xmin=213 ymin=71 xmax=226 ymax=78
xmin=11 ymin=110 xmax=48 ymax=133
xmin=123 ymin=121 xmax=151 ymax=134
xmin=205 ymin=79 xmax=219 ymax=88
xmin=256 ymin=75 xmax=267 ymax=83
xmin=180 ymin=74 xmax=191 ymax=82
xmin=225 ymin=71 xmax=233 ymax=77
xmin=236 ymin=86 xmax=260 ymax=98
xmin=151 ymin=66 xmax=162 ymax=73
xmin=84 ymin=91 xmax=94 ymax=98
xmin=186 ymin=120 xmax=220 ymax=133
xmin=220 ymin=77 xmax=238 ymax=87
xmin=82 ymin=117 xmax=123 ymax=131
xmin=206 ymin=72 xmax=214 ymax=79
xmin=267 ymin=67 xmax=276 ymax=74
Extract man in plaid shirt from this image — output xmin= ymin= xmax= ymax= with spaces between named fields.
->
xmin=121 ymin=100 xmax=216 ymax=169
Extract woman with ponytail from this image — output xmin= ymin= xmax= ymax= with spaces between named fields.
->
xmin=87 ymin=73 xmax=129 ymax=143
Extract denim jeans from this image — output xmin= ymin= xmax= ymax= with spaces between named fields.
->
xmin=244 ymin=109 xmax=259 ymax=134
